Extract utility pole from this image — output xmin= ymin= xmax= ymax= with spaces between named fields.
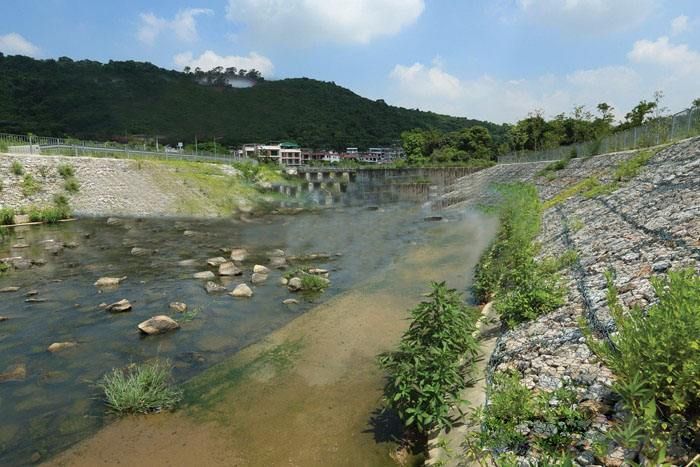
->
xmin=195 ymin=135 xmax=198 ymax=156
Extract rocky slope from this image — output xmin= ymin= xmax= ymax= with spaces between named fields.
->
xmin=441 ymin=137 xmax=700 ymax=465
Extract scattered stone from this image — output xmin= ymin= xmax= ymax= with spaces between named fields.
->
xmin=251 ymin=272 xmax=268 ymax=284
xmin=11 ymin=243 xmax=29 ymax=249
xmin=105 ymin=299 xmax=132 ymax=313
xmin=307 ymin=268 xmax=328 ymax=275
xmin=30 ymin=452 xmax=41 ymax=464
xmin=130 ymin=247 xmax=152 ymax=257
xmin=31 ymin=258 xmax=47 ymax=266
xmin=94 ymin=276 xmax=127 ymax=287
xmin=280 ymin=277 xmax=289 ymax=286
xmin=268 ymin=256 xmax=287 ymax=269
xmin=48 ymin=342 xmax=78 ymax=353
xmin=0 ymin=363 xmax=27 ymax=383
xmin=24 ymin=290 xmax=38 ymax=297
xmin=267 ymin=249 xmax=285 ymax=257
xmin=106 ymin=217 xmax=122 ymax=226
xmin=0 ymin=287 xmax=20 ymax=293
xmin=253 ymin=264 xmax=270 ymax=274
xmin=205 ymin=281 xmax=227 ymax=293
xmin=183 ymin=230 xmax=198 ymax=237
xmin=652 ymin=260 xmax=671 ymax=272
xmin=25 ymin=298 xmax=47 ymax=303
xmin=98 ymin=303 xmax=107 ymax=308
xmin=283 ymin=299 xmax=299 ymax=305
xmin=424 ymin=215 xmax=443 ymax=222
xmin=366 ymin=206 xmax=379 ymax=211
xmin=11 ymin=258 xmax=32 ymax=270
xmin=230 ymin=283 xmax=253 ymax=298
xmin=65 ymin=241 xmax=79 ymax=249
xmin=138 ymin=315 xmax=180 ymax=335
xmin=0 ymin=316 xmax=8 ymax=322
xmin=193 ymin=271 xmax=216 ymax=280
xmin=218 ymin=262 xmax=242 ymax=276
xmin=207 ymin=256 xmax=228 ymax=267
xmin=230 ymin=248 xmax=248 ymax=262
xmin=169 ymin=302 xmax=187 ymax=313
xmin=177 ymin=259 xmax=198 ymax=267
xmin=287 ymin=277 xmax=303 ymax=292
xmin=44 ymin=242 xmax=64 ymax=255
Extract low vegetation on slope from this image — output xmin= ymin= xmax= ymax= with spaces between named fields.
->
xmin=474 ymin=183 xmax=564 ymax=328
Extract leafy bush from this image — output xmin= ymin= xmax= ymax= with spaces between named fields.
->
xmin=57 ymin=163 xmax=75 ymax=178
xmin=232 ymin=161 xmax=261 ymax=183
xmin=587 ymin=269 xmax=700 ymax=460
xmin=99 ymin=360 xmax=182 ymax=414
xmin=26 ymin=196 xmax=71 ymax=223
xmin=540 ymin=249 xmax=579 ymax=274
xmin=21 ymin=173 xmax=41 ymax=196
xmin=0 ymin=207 xmax=14 ymax=225
xmin=474 ymin=183 xmax=564 ymax=328
xmin=11 ymin=160 xmax=24 ymax=176
xmin=477 ymin=372 xmax=590 ymax=457
xmin=300 ymin=274 xmax=329 ymax=292
xmin=64 ymin=177 xmax=80 ymax=193
xmin=378 ymin=282 xmax=479 ymax=434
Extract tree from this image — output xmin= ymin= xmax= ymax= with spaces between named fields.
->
xmin=693 ymin=98 xmax=700 ymax=109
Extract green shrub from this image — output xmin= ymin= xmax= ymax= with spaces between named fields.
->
xmin=21 ymin=173 xmax=41 ymax=197
xmin=99 ymin=360 xmax=182 ymax=414
xmin=26 ymin=196 xmax=71 ymax=223
xmin=64 ymin=177 xmax=80 ymax=193
xmin=57 ymin=163 xmax=75 ymax=178
xmin=540 ymin=249 xmax=579 ymax=274
xmin=378 ymin=282 xmax=479 ymax=434
xmin=232 ymin=161 xmax=261 ymax=182
xmin=612 ymin=149 xmax=655 ymax=182
xmin=477 ymin=372 xmax=590 ymax=457
xmin=0 ymin=207 xmax=13 ymax=225
xmin=11 ymin=160 xmax=24 ymax=175
xmin=474 ymin=183 xmax=564 ymax=328
xmin=586 ymin=269 xmax=700 ymax=460
xmin=300 ymin=274 xmax=329 ymax=292
xmin=0 ymin=140 xmax=8 ymax=153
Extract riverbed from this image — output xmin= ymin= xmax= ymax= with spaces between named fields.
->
xmin=0 ymin=200 xmax=496 ymax=465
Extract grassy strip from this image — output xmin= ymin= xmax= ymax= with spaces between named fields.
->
xmin=474 ymin=183 xmax=564 ymax=329
xmin=582 ymin=269 xmax=700 ymax=463
xmin=378 ymin=282 xmax=480 ymax=436
xmin=0 ymin=195 xmax=72 ymax=225
xmin=99 ymin=360 xmax=182 ymax=414
xmin=544 ymin=149 xmax=658 ymax=208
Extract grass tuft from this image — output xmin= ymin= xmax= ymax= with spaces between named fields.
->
xmin=99 ymin=360 xmax=182 ymax=414
xmin=10 ymin=160 xmax=23 ymax=175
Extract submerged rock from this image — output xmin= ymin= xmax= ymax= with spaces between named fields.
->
xmin=130 ymin=247 xmax=153 ymax=257
xmin=0 ymin=363 xmax=27 ymax=383
xmin=25 ymin=290 xmax=38 ymax=297
xmin=48 ymin=342 xmax=78 ymax=353
xmin=193 ymin=271 xmax=216 ymax=280
xmin=177 ymin=259 xmax=199 ymax=267
xmin=0 ymin=316 xmax=8 ymax=322
xmin=25 ymin=298 xmax=47 ymax=303
xmin=287 ymin=277 xmax=303 ymax=292
xmin=230 ymin=283 xmax=253 ymax=298
xmin=106 ymin=217 xmax=122 ymax=226
xmin=207 ymin=256 xmax=228 ymax=267
xmin=218 ymin=262 xmax=242 ymax=276
xmin=105 ymin=299 xmax=132 ymax=313
xmin=138 ymin=315 xmax=180 ymax=335
xmin=251 ymin=272 xmax=268 ymax=284
xmin=283 ymin=298 xmax=299 ymax=305
xmin=267 ymin=249 xmax=286 ymax=257
xmin=280 ymin=277 xmax=289 ymax=286
xmin=12 ymin=214 xmax=30 ymax=225
xmin=0 ymin=287 xmax=20 ymax=293
xmin=94 ymin=276 xmax=127 ymax=287
xmin=11 ymin=258 xmax=32 ymax=270
xmin=205 ymin=281 xmax=227 ymax=293
xmin=229 ymin=248 xmax=248 ymax=262
xmin=307 ymin=268 xmax=328 ymax=276
xmin=169 ymin=302 xmax=187 ymax=313
xmin=11 ymin=243 xmax=29 ymax=249
xmin=424 ymin=215 xmax=443 ymax=222
xmin=268 ymin=256 xmax=287 ymax=269
xmin=253 ymin=264 xmax=270 ymax=274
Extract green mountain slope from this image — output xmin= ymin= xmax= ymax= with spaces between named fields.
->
xmin=0 ymin=54 xmax=505 ymax=149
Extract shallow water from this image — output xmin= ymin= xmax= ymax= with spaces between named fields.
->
xmin=0 ymin=201 xmax=449 ymax=465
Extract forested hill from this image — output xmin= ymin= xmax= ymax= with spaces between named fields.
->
xmin=0 ymin=54 xmax=505 ymax=148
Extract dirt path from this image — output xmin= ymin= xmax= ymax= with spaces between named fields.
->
xmin=46 ymin=217 xmax=497 ymax=467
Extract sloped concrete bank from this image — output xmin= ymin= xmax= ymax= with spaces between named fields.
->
xmin=438 ymin=138 xmax=699 ymax=464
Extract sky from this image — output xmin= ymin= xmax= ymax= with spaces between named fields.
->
xmin=2 ymin=0 xmax=700 ymax=124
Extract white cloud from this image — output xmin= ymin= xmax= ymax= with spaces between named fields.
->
xmin=516 ymin=0 xmax=657 ymax=33
xmin=387 ymin=46 xmax=698 ymax=123
xmin=174 ymin=50 xmax=274 ymax=75
xmin=225 ymin=0 xmax=424 ymax=45
xmin=670 ymin=15 xmax=690 ymax=36
xmin=137 ymin=8 xmax=213 ymax=45
xmin=628 ymin=36 xmax=700 ymax=74
xmin=0 ymin=33 xmax=40 ymax=57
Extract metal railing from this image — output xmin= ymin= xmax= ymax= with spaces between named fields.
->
xmin=498 ymin=105 xmax=700 ymax=164
xmin=0 ymin=132 xmax=251 ymax=164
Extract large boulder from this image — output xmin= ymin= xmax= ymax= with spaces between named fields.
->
xmin=219 ymin=262 xmax=242 ymax=276
xmin=287 ymin=277 xmax=303 ymax=292
xmin=253 ymin=265 xmax=270 ymax=274
xmin=193 ymin=271 xmax=216 ymax=280
xmin=48 ymin=342 xmax=78 ymax=353
xmin=251 ymin=272 xmax=268 ymax=284
xmin=138 ymin=315 xmax=180 ymax=335
xmin=94 ymin=276 xmax=127 ymax=287
xmin=230 ymin=248 xmax=248 ymax=262
xmin=207 ymin=257 xmax=228 ymax=267
xmin=230 ymin=283 xmax=253 ymax=298
xmin=105 ymin=299 xmax=132 ymax=313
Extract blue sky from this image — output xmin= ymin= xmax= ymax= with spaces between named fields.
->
xmin=2 ymin=0 xmax=699 ymax=123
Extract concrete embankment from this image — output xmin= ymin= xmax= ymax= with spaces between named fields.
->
xmin=437 ymin=137 xmax=700 ymax=464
